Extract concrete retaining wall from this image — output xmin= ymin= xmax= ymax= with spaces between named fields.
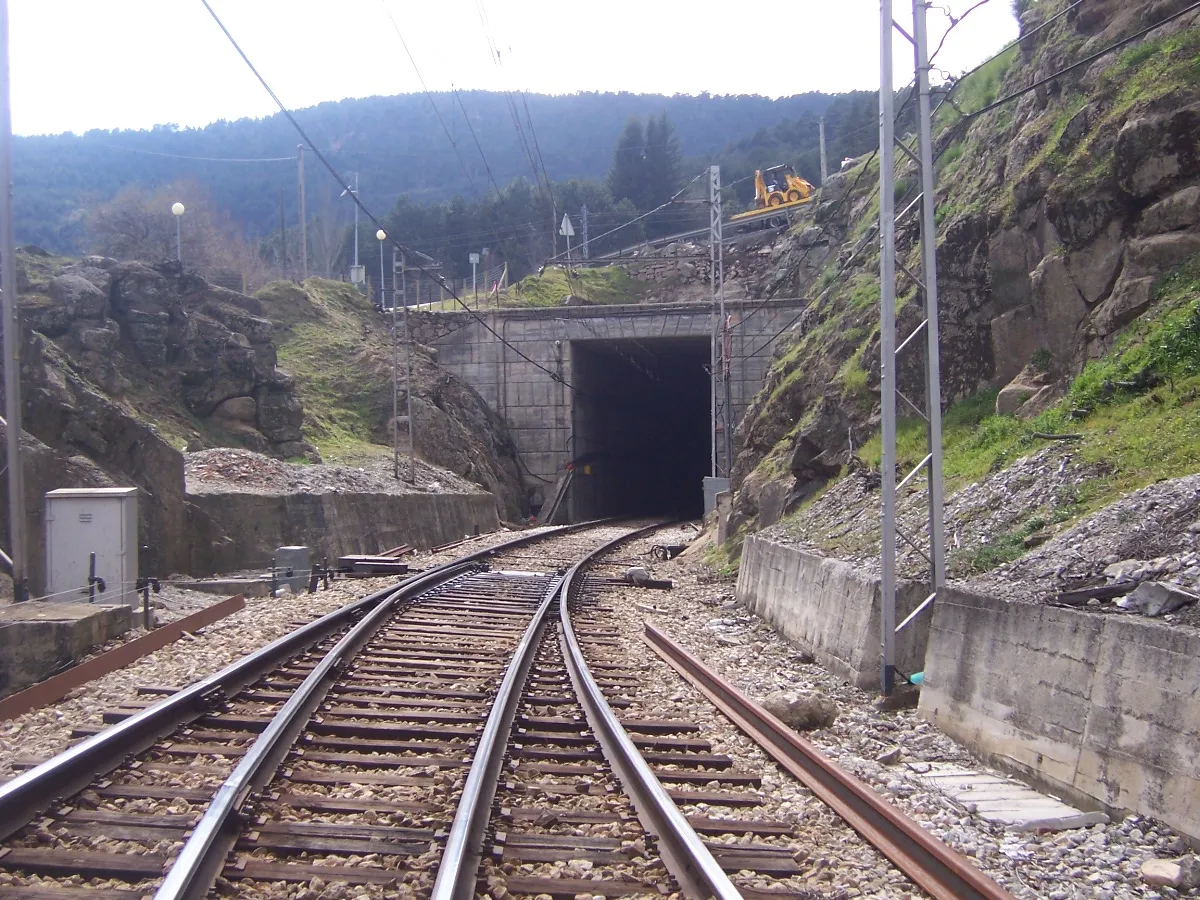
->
xmin=0 ymin=603 xmax=131 ymax=699
xmin=188 ymin=490 xmax=499 ymax=573
xmin=919 ymin=586 xmax=1200 ymax=839
xmin=735 ymin=535 xmax=931 ymax=689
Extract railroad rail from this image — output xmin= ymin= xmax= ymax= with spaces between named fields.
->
xmin=0 ymin=519 xmax=1018 ymax=900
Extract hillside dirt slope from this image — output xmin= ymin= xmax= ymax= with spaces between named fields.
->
xmin=255 ymin=279 xmax=527 ymax=521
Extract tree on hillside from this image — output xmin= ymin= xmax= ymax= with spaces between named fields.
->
xmin=608 ymin=118 xmax=648 ymax=210
xmin=643 ymin=113 xmax=682 ymax=208
xmin=87 ymin=181 xmax=272 ymax=288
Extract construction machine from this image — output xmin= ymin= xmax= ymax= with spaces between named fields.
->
xmin=729 ymin=164 xmax=816 ymax=225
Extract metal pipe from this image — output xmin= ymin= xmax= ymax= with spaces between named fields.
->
xmin=0 ymin=2 xmax=25 ymax=603
xmin=391 ymin=248 xmax=399 ymax=480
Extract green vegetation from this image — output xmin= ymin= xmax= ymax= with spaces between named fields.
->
xmin=260 ymin=278 xmax=391 ymax=459
xmin=858 ymin=259 xmax=1200 ymax=523
xmin=947 ymin=45 xmax=1019 ymax=119
xmin=508 ymin=265 xmax=650 ymax=307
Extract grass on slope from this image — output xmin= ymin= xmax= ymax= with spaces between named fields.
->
xmin=257 ymin=278 xmax=389 ymax=460
xmin=861 ymin=257 xmax=1200 ymax=517
xmin=508 ymin=265 xmax=650 ymax=307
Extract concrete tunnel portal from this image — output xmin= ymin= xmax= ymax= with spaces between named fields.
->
xmin=568 ymin=336 xmax=713 ymax=521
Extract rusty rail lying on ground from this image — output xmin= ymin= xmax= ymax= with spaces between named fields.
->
xmin=643 ymin=623 xmax=1017 ymax=900
xmin=0 ymin=594 xmax=247 ymax=723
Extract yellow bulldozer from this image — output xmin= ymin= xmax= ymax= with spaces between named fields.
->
xmin=729 ymin=164 xmax=816 ymax=224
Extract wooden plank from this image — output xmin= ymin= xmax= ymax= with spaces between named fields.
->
xmin=0 ymin=848 xmax=167 ymax=878
xmin=227 ymin=860 xmax=401 ymax=885
xmin=0 ymin=595 xmax=246 ymax=722
xmin=0 ymin=887 xmax=149 ymax=900
xmin=503 ymin=876 xmax=659 ymax=898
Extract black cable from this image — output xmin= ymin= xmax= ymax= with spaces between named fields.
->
xmin=200 ymin=0 xmax=579 ymax=393
xmin=966 ymin=0 xmax=1200 ymax=118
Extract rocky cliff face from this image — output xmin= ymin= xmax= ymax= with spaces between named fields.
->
xmin=730 ymin=0 xmax=1200 ymax=535
xmin=19 ymin=253 xmax=318 ymax=460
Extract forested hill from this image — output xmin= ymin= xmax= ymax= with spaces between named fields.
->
xmin=14 ymin=89 xmax=874 ymax=255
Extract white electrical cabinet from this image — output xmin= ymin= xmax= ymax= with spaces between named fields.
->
xmin=45 ymin=488 xmax=139 ymax=607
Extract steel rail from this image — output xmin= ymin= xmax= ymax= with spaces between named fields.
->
xmin=559 ymin=524 xmax=743 ymax=900
xmin=0 ymin=521 xmax=598 ymax=842
xmin=643 ymin=624 xmax=1017 ymax=900
xmin=156 ymin=561 xmax=487 ymax=900
xmin=428 ymin=572 xmax=566 ymax=900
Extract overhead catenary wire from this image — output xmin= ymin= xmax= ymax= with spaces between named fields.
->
xmin=200 ymin=0 xmax=579 ymax=393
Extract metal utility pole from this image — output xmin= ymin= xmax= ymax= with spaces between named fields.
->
xmin=0 ymin=0 xmax=24 ymax=601
xmin=708 ymin=165 xmax=729 ymax=480
xmin=877 ymin=0 xmax=946 ymax=695
xmin=581 ymin=204 xmax=590 ymax=259
xmin=279 ymin=189 xmax=287 ymax=279
xmin=469 ymin=252 xmax=479 ymax=307
xmin=390 ymin=247 xmax=400 ymax=480
xmin=297 ymin=145 xmax=307 ymax=281
xmin=400 ymin=254 xmax=415 ymax=483
xmin=819 ymin=117 xmax=829 ymax=184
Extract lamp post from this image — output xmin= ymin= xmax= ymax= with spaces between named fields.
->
xmin=342 ymin=173 xmax=362 ymax=286
xmin=377 ymin=229 xmax=387 ymax=309
xmin=171 ymin=202 xmax=185 ymax=262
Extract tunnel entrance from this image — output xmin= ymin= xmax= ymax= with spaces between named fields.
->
xmin=569 ymin=336 xmax=712 ymax=520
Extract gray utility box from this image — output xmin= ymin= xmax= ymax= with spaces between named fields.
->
xmin=702 ymin=477 xmax=730 ymax=516
xmin=45 ymin=488 xmax=139 ymax=606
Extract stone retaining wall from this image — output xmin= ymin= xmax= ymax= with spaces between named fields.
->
xmin=919 ymin=586 xmax=1200 ymax=840
xmin=735 ymin=535 xmax=931 ymax=689
xmin=188 ymin=490 xmax=499 ymax=573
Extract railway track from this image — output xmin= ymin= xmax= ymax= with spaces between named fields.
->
xmin=0 ymin=518 xmax=1016 ymax=900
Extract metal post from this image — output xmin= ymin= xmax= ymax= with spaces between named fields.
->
xmin=877 ymin=0 xmax=946 ymax=695
xmin=878 ymin=0 xmax=898 ymax=696
xmin=352 ymin=172 xmax=359 ymax=270
xmin=402 ymin=257 xmax=415 ymax=483
xmin=0 ymin=1 xmax=25 ymax=603
xmin=471 ymin=256 xmax=478 ymax=307
xmin=819 ymin=117 xmax=829 ymax=184
xmin=88 ymin=552 xmax=97 ymax=603
xmin=914 ymin=0 xmax=947 ymax=603
xmin=175 ymin=215 xmax=181 ymax=262
xmin=279 ymin=188 xmax=287 ymax=279
xmin=391 ymin=248 xmax=400 ymax=480
xmin=379 ymin=240 xmax=386 ymax=309
xmin=581 ymin=204 xmax=590 ymax=259
xmin=708 ymin=165 xmax=727 ymax=478
xmin=297 ymin=145 xmax=307 ymax=281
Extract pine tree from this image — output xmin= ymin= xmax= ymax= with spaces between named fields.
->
xmin=643 ymin=113 xmax=682 ymax=209
xmin=607 ymin=118 xmax=647 ymax=210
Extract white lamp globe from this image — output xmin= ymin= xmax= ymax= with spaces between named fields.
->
xmin=171 ymin=202 xmax=185 ymax=217
xmin=376 ymin=229 xmax=387 ymax=241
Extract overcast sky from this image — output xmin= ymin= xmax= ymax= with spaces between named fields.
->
xmin=11 ymin=0 xmax=1019 ymax=137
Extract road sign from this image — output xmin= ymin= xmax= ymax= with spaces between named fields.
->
xmin=559 ymin=214 xmax=575 ymax=237
xmin=468 ymin=252 xmax=480 ymax=264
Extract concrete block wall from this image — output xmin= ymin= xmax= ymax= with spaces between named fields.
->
xmin=736 ymin=535 xmax=931 ymax=689
xmin=413 ymin=300 xmax=804 ymax=488
xmin=0 ymin=603 xmax=131 ymax=698
xmin=919 ymin=587 xmax=1200 ymax=839
xmin=188 ymin=490 xmax=499 ymax=574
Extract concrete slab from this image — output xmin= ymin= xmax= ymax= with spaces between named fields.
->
xmin=0 ymin=602 xmax=131 ymax=699
xmin=911 ymin=762 xmax=1109 ymax=832
xmin=173 ymin=578 xmax=272 ymax=598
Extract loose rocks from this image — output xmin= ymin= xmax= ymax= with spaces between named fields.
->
xmin=761 ymin=689 xmax=839 ymax=731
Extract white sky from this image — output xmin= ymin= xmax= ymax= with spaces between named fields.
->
xmin=11 ymin=0 xmax=1019 ymax=137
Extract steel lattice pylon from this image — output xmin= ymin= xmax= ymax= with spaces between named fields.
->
xmin=709 ymin=165 xmax=733 ymax=481
xmin=878 ymin=0 xmax=946 ymax=695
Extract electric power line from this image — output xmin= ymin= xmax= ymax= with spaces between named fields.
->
xmin=200 ymin=0 xmax=580 ymax=394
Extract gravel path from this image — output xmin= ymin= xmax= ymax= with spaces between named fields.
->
xmin=595 ymin=527 xmax=1197 ymax=900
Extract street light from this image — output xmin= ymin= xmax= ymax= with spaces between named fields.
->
xmin=379 ymin=229 xmax=400 ymax=480
xmin=376 ymin=229 xmax=387 ymax=308
xmin=171 ymin=202 xmax=185 ymax=262
xmin=343 ymin=173 xmax=363 ymax=285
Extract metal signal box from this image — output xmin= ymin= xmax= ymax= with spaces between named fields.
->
xmin=45 ymin=488 xmax=139 ymax=607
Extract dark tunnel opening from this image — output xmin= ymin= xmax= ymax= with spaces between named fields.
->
xmin=569 ymin=337 xmax=712 ymax=520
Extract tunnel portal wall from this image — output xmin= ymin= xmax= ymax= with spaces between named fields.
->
xmin=409 ymin=299 xmax=804 ymax=515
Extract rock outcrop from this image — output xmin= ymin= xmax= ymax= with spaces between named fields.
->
xmin=729 ymin=0 xmax=1200 ymax=534
xmin=19 ymin=254 xmax=318 ymax=461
